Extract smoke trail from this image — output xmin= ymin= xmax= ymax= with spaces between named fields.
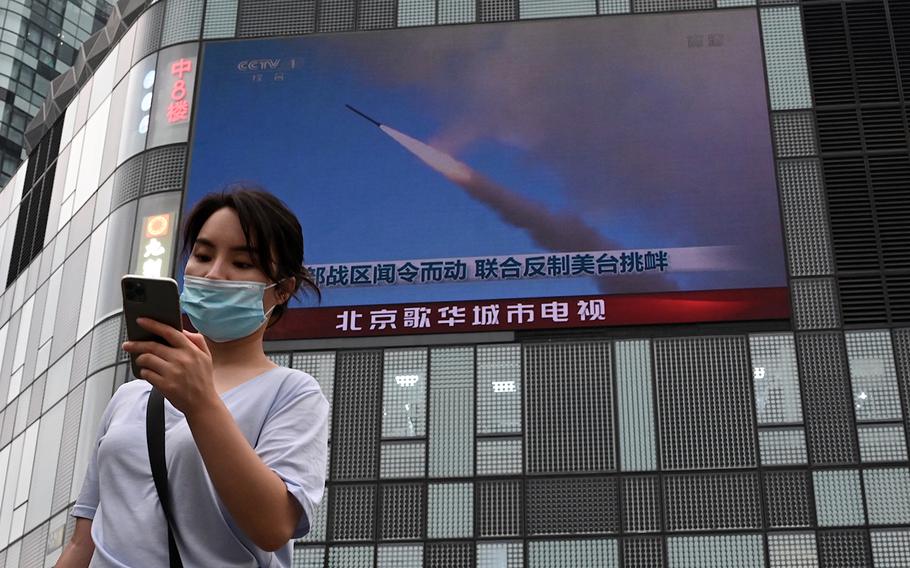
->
xmin=378 ymin=124 xmax=675 ymax=293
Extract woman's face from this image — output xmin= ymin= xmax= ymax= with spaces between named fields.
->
xmin=184 ymin=207 xmax=268 ymax=283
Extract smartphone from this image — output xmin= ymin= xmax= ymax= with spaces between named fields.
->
xmin=121 ymin=275 xmax=183 ymax=380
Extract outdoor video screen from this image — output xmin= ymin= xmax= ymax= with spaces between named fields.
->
xmin=186 ymin=9 xmax=789 ymax=338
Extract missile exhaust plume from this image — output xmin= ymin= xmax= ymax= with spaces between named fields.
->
xmin=349 ymin=106 xmax=675 ymax=293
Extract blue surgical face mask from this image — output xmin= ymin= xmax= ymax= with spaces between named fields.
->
xmin=180 ymin=275 xmax=280 ymax=343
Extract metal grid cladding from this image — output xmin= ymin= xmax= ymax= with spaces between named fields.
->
xmin=477 ymin=480 xmax=522 ymax=537
xmin=87 ymin=316 xmax=121 ymax=376
xmin=142 ymin=146 xmax=188 ymax=196
xmin=764 ymin=470 xmax=813 ymax=528
xmin=318 ymin=0 xmax=357 ymax=32
xmin=427 ymin=483 xmax=472 ymax=538
xmin=378 ymin=544 xmax=422 ymax=567
xmin=858 ymin=424 xmax=908 ymax=463
xmin=623 ymin=537 xmax=663 ymax=568
xmin=476 ymin=344 xmax=521 ymax=436
xmin=526 ymin=477 xmax=618 ymax=535
xmin=654 ymin=336 xmax=756 ymax=470
xmin=622 ymin=476 xmax=661 ymax=533
xmin=616 ymin=340 xmax=656 ymax=471
xmin=428 ymin=346 xmax=473 ymax=478
xmin=132 ymin=2 xmax=166 ymax=63
xmin=767 ymin=532 xmax=818 ymax=568
xmin=161 ymin=0 xmax=204 ymax=46
xmin=332 ymin=350 xmax=382 ymax=480
xmin=382 ymin=348 xmax=427 ymax=439
xmin=667 ymin=534 xmax=764 ymax=568
xmin=203 ymin=0 xmax=239 ymax=39
xmin=19 ymin=524 xmax=47 ymax=568
xmin=760 ymin=7 xmax=813 ymax=110
xmin=328 ymin=545 xmax=374 ymax=567
xmin=359 ymin=0 xmax=397 ymax=30
xmin=797 ymin=332 xmax=859 ymax=465
xmin=600 ymin=0 xmax=632 ymax=14
xmin=845 ymin=330 xmax=903 ymax=423
xmin=293 ymin=545 xmax=325 ymax=567
xmin=663 ymin=473 xmax=762 ymax=531
xmin=478 ymin=0 xmax=516 ymax=22
xmin=772 ymin=111 xmax=819 ymax=158
xmin=425 ymin=541 xmax=474 ymax=568
xmin=527 ymin=539 xmax=618 ymax=568
xmin=380 ymin=483 xmax=424 ymax=540
xmin=51 ymin=383 xmax=85 ymax=513
xmin=863 ymin=467 xmax=910 ymax=525
xmin=895 ymin=328 xmax=910 ymax=433
xmin=871 ymin=529 xmax=910 ymax=567
xmin=379 ymin=441 xmax=425 ymax=478
xmin=637 ymin=0 xmax=714 ymax=12
xmin=330 ymin=484 xmax=376 ymax=541
xmin=791 ymin=278 xmax=841 ymax=330
xmin=476 ymin=438 xmax=522 ymax=476
xmin=817 ymin=529 xmax=870 ymax=568
xmin=776 ymin=158 xmax=834 ymax=277
xmin=292 ymin=351 xmax=336 ymax=438
xmin=477 ymin=542 xmax=523 ymax=568
xmin=749 ymin=333 xmax=803 ymax=425
xmin=813 ymin=469 xmax=865 ymax=527
xmin=518 ymin=0 xmax=596 ymax=19
xmin=524 ymin=341 xmax=614 ymax=474
xmin=439 ymin=0 xmax=476 ymax=23
xmin=398 ymin=0 xmax=436 ymax=26
xmin=237 ymin=0 xmax=316 ymax=36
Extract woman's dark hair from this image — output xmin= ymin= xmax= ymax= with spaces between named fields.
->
xmin=182 ymin=185 xmax=320 ymax=326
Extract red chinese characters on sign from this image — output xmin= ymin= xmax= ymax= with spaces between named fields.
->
xmin=167 ymin=58 xmax=193 ymax=124
xmin=262 ymin=288 xmax=791 ymax=341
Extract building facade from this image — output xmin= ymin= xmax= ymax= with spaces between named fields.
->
xmin=0 ymin=0 xmax=908 ymax=567
xmin=0 ymin=0 xmax=113 ymax=185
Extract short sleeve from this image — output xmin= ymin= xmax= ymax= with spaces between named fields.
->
xmin=256 ymin=374 xmax=330 ymax=538
xmin=71 ymin=390 xmax=121 ymax=520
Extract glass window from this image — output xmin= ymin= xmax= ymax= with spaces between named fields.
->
xmin=117 ymin=53 xmax=157 ymax=164
xmin=147 ymin=43 xmax=198 ymax=148
xmin=476 ymin=344 xmax=521 ymax=435
xmin=382 ymin=348 xmax=426 ymax=439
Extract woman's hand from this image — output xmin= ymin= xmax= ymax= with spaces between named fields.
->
xmin=122 ymin=318 xmax=218 ymax=416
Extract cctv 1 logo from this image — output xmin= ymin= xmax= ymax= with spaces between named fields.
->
xmin=236 ymin=58 xmax=299 ymax=72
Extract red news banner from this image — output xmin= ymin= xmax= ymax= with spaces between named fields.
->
xmin=264 ymin=287 xmax=791 ymax=340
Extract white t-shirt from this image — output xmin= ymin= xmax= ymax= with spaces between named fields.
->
xmin=72 ymin=367 xmax=329 ymax=567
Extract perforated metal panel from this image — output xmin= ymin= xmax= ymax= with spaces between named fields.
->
xmin=863 ymin=467 xmax=910 ymax=525
xmin=871 ymin=529 xmax=910 ymax=568
xmin=293 ymin=545 xmax=325 ymax=567
xmin=331 ymin=485 xmax=376 ymax=541
xmin=622 ymin=476 xmax=661 ymax=533
xmin=382 ymin=348 xmax=427 ymax=439
xmin=526 ymin=477 xmax=617 ymax=535
xmin=858 ymin=424 xmax=908 ymax=462
xmin=654 ymin=336 xmax=756 ymax=470
xmin=664 ymin=473 xmax=762 ymax=531
xmin=477 ymin=480 xmax=521 ymax=537
xmin=292 ymin=351 xmax=335 ymax=438
xmin=634 ymin=0 xmax=713 ymax=13
xmin=426 ymin=542 xmax=474 ymax=568
xmin=427 ymin=483 xmax=472 ymax=538
xmin=477 ymin=344 xmax=521 ymax=435
xmin=380 ymin=441 xmax=425 ymax=479
xmin=329 ymin=545 xmax=374 ymax=568
xmin=477 ymin=542 xmax=522 ymax=568
xmin=750 ymin=333 xmax=803 ymax=425
xmin=772 ymin=112 xmax=819 ymax=158
xmin=439 ymin=0 xmax=475 ymax=23
xmin=623 ymin=537 xmax=663 ymax=568
xmin=667 ymin=535 xmax=764 ymax=568
xmin=429 ymin=346 xmax=473 ymax=477
xmin=380 ymin=483 xmax=423 ymax=540
xmin=600 ymin=0 xmax=631 ymax=14
xmin=765 ymin=471 xmax=813 ymax=528
xmin=51 ymin=383 xmax=85 ymax=512
xmin=110 ymin=154 xmax=144 ymax=211
xmin=761 ymin=7 xmax=813 ymax=110
xmin=476 ymin=438 xmax=521 ymax=476
xmin=817 ymin=530 xmax=870 ymax=568
xmin=525 ymin=341 xmax=614 ymax=474
xmin=616 ymin=340 xmax=656 ymax=471
xmin=845 ymin=330 xmax=903 ymax=422
xmin=398 ymin=0 xmax=435 ymax=26
xmin=797 ymin=332 xmax=858 ymax=465
xmin=297 ymin=491 xmax=328 ymax=542
xmin=132 ymin=3 xmax=166 ymax=62
xmin=527 ymin=539 xmax=617 ymax=568
xmin=359 ymin=0 xmax=396 ymax=30
xmin=777 ymin=159 xmax=834 ymax=277
xmin=87 ymin=316 xmax=120 ymax=376
xmin=767 ymin=532 xmax=818 ymax=568
xmin=238 ymin=0 xmax=316 ymax=36
xmin=332 ymin=350 xmax=381 ymax=480
xmin=319 ymin=0 xmax=357 ymax=31
xmin=894 ymin=328 xmax=910 ymax=432
xmin=50 ymin=242 xmax=89 ymax=362
xmin=378 ymin=544 xmax=422 ymax=567
xmin=478 ymin=0 xmax=515 ymax=22
xmin=142 ymin=146 xmax=187 ymax=195
xmin=519 ymin=0 xmax=596 ymax=19
xmin=813 ymin=469 xmax=865 ymax=527
xmin=203 ymin=0 xmax=239 ymax=39
xmin=791 ymin=278 xmax=841 ymax=330
xmin=19 ymin=522 xmax=47 ymax=568
xmin=161 ymin=0 xmax=204 ymax=46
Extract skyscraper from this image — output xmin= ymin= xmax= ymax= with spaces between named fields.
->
xmin=0 ymin=1 xmax=113 ymax=184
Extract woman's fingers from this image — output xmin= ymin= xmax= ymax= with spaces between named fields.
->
xmin=135 ymin=353 xmax=171 ymax=378
xmin=136 ymin=318 xmax=193 ymax=349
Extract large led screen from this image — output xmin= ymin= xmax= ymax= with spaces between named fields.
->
xmin=186 ymin=9 xmax=789 ymax=338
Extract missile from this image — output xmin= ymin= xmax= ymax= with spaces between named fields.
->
xmin=345 ymin=104 xmax=382 ymax=127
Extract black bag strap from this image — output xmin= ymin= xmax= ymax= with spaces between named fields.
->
xmin=146 ymin=387 xmax=184 ymax=568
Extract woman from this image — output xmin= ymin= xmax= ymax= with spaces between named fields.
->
xmin=57 ymin=188 xmax=329 ymax=567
